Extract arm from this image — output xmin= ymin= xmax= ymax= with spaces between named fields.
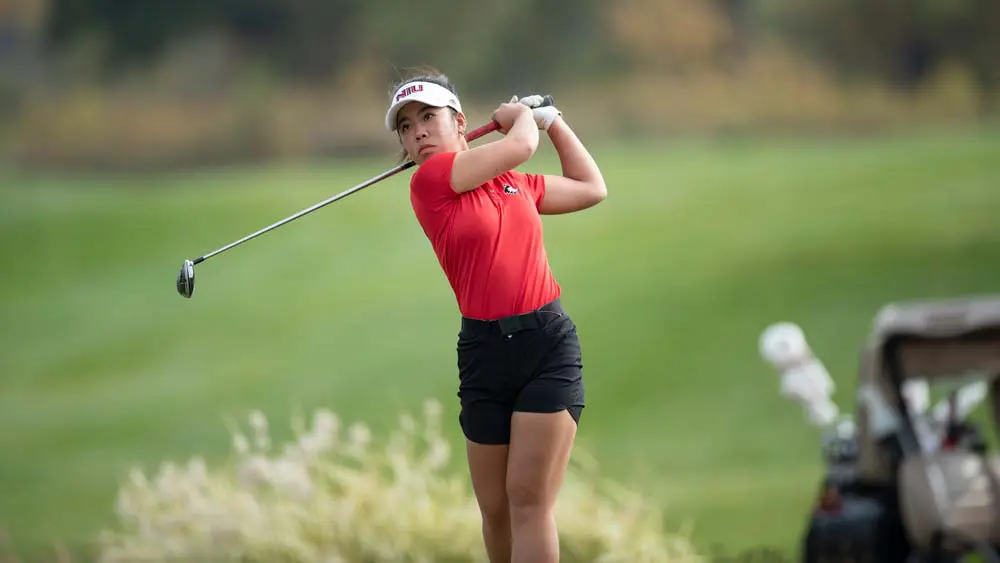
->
xmin=538 ymin=116 xmax=607 ymax=215
xmin=450 ymin=104 xmax=539 ymax=194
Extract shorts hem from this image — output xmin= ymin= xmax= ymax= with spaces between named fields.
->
xmin=513 ymin=405 xmax=584 ymax=424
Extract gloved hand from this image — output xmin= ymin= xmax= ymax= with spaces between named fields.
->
xmin=509 ymin=94 xmax=562 ymax=131
xmin=510 ymin=94 xmax=547 ymax=108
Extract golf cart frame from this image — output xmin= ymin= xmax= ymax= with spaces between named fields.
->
xmin=809 ymin=295 xmax=1000 ymax=562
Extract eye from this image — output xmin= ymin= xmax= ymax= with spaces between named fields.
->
xmin=399 ymin=123 xmax=410 ymax=133
xmin=423 ymin=112 xmax=435 ymax=121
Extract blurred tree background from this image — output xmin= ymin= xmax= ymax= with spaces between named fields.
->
xmin=0 ymin=0 xmax=997 ymax=169
xmin=2 ymin=3 xmax=999 ymax=559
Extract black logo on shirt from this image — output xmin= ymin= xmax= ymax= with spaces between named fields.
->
xmin=503 ymin=184 xmax=519 ymax=195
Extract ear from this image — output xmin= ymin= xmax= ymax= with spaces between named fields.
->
xmin=454 ymin=111 xmax=467 ymax=136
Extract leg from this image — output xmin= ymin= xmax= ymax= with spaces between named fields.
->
xmin=503 ymin=308 xmax=585 ymax=562
xmin=457 ymin=326 xmax=516 ymax=562
xmin=460 ymin=399 xmax=516 ymax=563
xmin=466 ymin=440 xmax=512 ymax=563
xmin=506 ymin=409 xmax=579 ymax=563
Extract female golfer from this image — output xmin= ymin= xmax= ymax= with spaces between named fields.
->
xmin=384 ymin=69 xmax=607 ymax=563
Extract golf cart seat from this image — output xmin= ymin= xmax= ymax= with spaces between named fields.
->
xmin=853 ymin=294 xmax=1000 ymax=556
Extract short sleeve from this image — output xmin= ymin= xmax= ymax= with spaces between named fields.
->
xmin=410 ymin=151 xmax=458 ymax=211
xmin=524 ymin=173 xmax=547 ymax=210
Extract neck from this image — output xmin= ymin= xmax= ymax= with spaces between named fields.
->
xmin=439 ymin=138 xmax=468 ymax=153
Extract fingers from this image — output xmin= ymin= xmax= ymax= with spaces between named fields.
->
xmin=502 ymin=93 xmax=562 ymax=131
xmin=517 ymin=94 xmax=547 ymax=108
xmin=507 ymin=94 xmax=547 ymax=108
xmin=495 ymin=102 xmax=532 ymax=116
xmin=492 ymin=102 xmax=533 ymax=134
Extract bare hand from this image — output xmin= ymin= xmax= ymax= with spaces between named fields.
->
xmin=492 ymin=102 xmax=531 ymax=134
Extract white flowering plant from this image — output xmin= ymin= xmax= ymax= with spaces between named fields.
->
xmin=97 ymin=399 xmax=703 ymax=563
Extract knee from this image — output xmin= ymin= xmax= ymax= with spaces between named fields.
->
xmin=506 ymin=477 xmax=548 ymax=513
xmin=478 ymin=493 xmax=510 ymax=529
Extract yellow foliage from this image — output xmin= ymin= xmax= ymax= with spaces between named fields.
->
xmin=97 ymin=400 xmax=703 ymax=563
xmin=605 ymin=0 xmax=736 ymax=71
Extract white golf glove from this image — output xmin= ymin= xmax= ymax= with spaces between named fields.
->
xmin=511 ymin=94 xmax=547 ymax=108
xmin=509 ymin=94 xmax=561 ymax=131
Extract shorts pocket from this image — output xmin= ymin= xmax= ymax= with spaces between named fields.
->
xmin=456 ymin=332 xmax=487 ymax=365
xmin=456 ymin=336 xmax=494 ymax=389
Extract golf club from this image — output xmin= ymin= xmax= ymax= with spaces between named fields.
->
xmin=176 ymin=95 xmax=555 ymax=298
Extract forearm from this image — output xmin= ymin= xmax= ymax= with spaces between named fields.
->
xmin=504 ymin=110 xmax=540 ymax=154
xmin=546 ymin=118 xmax=602 ymax=185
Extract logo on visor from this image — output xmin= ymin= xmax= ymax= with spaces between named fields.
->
xmin=395 ymin=84 xmax=424 ymax=102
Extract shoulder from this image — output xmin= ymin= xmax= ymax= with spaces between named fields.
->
xmin=410 ymin=152 xmax=462 ymax=209
xmin=410 ymin=152 xmax=458 ymax=190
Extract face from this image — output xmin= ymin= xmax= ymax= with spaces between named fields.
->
xmin=395 ymin=102 xmax=466 ymax=164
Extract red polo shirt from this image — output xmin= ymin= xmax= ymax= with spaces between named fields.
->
xmin=409 ymin=151 xmax=561 ymax=320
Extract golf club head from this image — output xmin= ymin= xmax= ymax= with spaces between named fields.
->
xmin=177 ymin=259 xmax=195 ymax=298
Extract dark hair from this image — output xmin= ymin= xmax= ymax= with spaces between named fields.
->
xmin=388 ymin=66 xmax=462 ymax=162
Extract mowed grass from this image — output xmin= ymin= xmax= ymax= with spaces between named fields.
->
xmin=1 ymin=127 xmax=998 ymax=559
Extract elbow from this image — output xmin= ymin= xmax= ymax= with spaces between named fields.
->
xmin=596 ymin=180 xmax=608 ymax=201
xmin=591 ymin=179 xmax=608 ymax=204
xmin=575 ymin=180 xmax=607 ymax=212
xmin=506 ymin=135 xmax=538 ymax=167
xmin=519 ymin=135 xmax=539 ymax=160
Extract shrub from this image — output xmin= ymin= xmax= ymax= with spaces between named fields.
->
xmin=97 ymin=399 xmax=703 ymax=563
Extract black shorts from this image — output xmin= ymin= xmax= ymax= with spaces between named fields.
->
xmin=455 ymin=298 xmax=585 ymax=445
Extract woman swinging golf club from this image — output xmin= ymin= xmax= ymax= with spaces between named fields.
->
xmin=385 ymin=68 xmax=607 ymax=563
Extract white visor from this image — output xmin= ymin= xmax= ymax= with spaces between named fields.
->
xmin=385 ymin=81 xmax=463 ymax=132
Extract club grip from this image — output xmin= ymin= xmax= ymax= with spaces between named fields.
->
xmin=464 ymin=94 xmax=556 ymax=142
xmin=465 ymin=120 xmax=500 ymax=142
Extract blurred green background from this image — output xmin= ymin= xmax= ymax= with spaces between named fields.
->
xmin=1 ymin=0 xmax=999 ymax=560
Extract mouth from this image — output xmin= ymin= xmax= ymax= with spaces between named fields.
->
xmin=418 ymin=145 xmax=435 ymax=156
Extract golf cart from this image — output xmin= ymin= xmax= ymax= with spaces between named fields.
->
xmin=762 ymin=295 xmax=1000 ymax=562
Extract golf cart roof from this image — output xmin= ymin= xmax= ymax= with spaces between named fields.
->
xmin=866 ymin=294 xmax=1000 ymax=382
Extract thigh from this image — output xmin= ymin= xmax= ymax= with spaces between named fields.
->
xmin=466 ymin=440 xmax=510 ymax=516
xmin=506 ymin=411 xmax=578 ymax=507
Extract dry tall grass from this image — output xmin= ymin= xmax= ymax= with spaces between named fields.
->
xmin=95 ymin=399 xmax=703 ymax=563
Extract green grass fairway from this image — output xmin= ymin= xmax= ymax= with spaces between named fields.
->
xmin=2 ymin=128 xmax=999 ymax=559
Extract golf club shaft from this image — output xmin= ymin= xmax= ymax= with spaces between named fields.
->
xmin=192 ymin=120 xmax=501 ymax=265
